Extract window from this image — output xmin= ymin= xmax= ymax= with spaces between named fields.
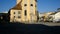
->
xmin=14 ymin=16 xmax=15 ymax=18
xmin=18 ymin=11 xmax=20 ymax=14
xmin=14 ymin=12 xmax=15 ymax=14
xmin=31 ymin=4 xmax=33 ymax=6
xmin=18 ymin=16 xmax=21 ymax=18
xmin=24 ymin=4 xmax=27 ymax=6
xmin=24 ymin=10 xmax=27 ymax=16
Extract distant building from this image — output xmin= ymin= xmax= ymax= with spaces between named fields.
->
xmin=0 ymin=13 xmax=3 ymax=20
xmin=44 ymin=11 xmax=60 ymax=22
xmin=38 ymin=13 xmax=44 ymax=21
xmin=9 ymin=0 xmax=37 ymax=22
xmin=0 ymin=13 xmax=8 ymax=21
xmin=52 ymin=12 xmax=60 ymax=22
xmin=43 ymin=12 xmax=55 ymax=22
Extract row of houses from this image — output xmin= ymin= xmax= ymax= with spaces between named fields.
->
xmin=38 ymin=9 xmax=60 ymax=22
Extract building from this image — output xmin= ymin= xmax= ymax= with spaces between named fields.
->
xmin=9 ymin=0 xmax=37 ymax=22
xmin=47 ymin=9 xmax=60 ymax=22
xmin=38 ymin=12 xmax=55 ymax=22
xmin=0 ymin=13 xmax=9 ymax=22
xmin=0 ymin=13 xmax=3 ymax=20
xmin=52 ymin=12 xmax=60 ymax=22
xmin=38 ymin=13 xmax=44 ymax=22
xmin=43 ymin=12 xmax=55 ymax=22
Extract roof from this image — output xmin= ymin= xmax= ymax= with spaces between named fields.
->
xmin=50 ymin=12 xmax=58 ymax=15
xmin=11 ymin=0 xmax=37 ymax=10
xmin=11 ymin=0 xmax=22 ymax=10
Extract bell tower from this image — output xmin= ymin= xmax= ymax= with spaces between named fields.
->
xmin=21 ymin=0 xmax=37 ymax=22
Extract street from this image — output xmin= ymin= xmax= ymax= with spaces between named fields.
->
xmin=23 ymin=22 xmax=60 ymax=26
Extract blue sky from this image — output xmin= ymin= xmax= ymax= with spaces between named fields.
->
xmin=0 ymin=0 xmax=60 ymax=13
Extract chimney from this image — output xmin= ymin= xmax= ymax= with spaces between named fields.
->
xmin=17 ymin=0 xmax=21 ymax=4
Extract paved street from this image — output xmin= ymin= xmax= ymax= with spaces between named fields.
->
xmin=0 ymin=22 xmax=60 ymax=34
xmin=23 ymin=22 xmax=60 ymax=26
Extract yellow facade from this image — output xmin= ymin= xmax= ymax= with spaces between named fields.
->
xmin=21 ymin=0 xmax=37 ymax=22
xmin=10 ymin=10 xmax=22 ymax=22
xmin=10 ymin=0 xmax=37 ymax=22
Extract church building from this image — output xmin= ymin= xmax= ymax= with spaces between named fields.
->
xmin=9 ymin=0 xmax=37 ymax=22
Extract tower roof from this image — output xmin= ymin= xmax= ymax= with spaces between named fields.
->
xmin=11 ymin=0 xmax=22 ymax=10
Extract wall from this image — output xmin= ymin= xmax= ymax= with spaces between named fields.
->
xmin=10 ymin=9 xmax=22 ymax=22
xmin=21 ymin=0 xmax=37 ymax=22
xmin=54 ymin=12 xmax=60 ymax=21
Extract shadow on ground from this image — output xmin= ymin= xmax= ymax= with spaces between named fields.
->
xmin=0 ymin=22 xmax=60 ymax=34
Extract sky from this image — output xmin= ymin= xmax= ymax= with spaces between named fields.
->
xmin=0 ymin=0 xmax=60 ymax=13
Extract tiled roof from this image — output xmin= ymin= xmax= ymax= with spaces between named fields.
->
xmin=11 ymin=0 xmax=22 ymax=10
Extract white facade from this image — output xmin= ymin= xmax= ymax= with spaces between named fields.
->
xmin=38 ymin=13 xmax=44 ymax=21
xmin=39 ymin=13 xmax=44 ymax=17
xmin=53 ymin=12 xmax=60 ymax=22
